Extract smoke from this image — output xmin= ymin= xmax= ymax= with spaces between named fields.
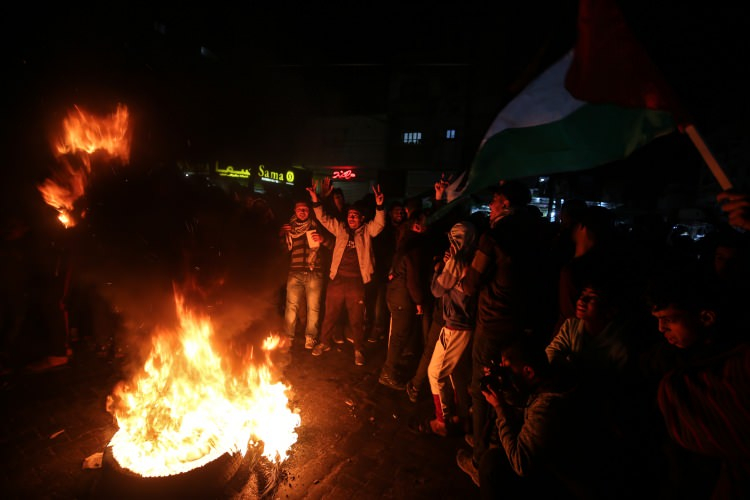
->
xmin=70 ymin=162 xmax=288 ymax=368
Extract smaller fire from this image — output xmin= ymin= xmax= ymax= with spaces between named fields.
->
xmin=38 ymin=104 xmax=131 ymax=228
xmin=106 ymin=289 xmax=300 ymax=478
xmin=37 ymin=158 xmax=86 ymax=228
xmin=54 ymin=103 xmax=131 ymax=162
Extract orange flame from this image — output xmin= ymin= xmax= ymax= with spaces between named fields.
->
xmin=105 ymin=291 xmax=300 ymax=478
xmin=37 ymin=157 xmax=86 ymax=228
xmin=38 ymin=104 xmax=131 ymax=228
xmin=53 ymin=103 xmax=131 ymax=163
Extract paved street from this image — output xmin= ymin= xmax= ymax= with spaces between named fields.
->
xmin=1 ymin=334 xmax=478 ymax=499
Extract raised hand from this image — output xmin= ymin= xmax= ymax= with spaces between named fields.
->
xmin=434 ymin=172 xmax=451 ymax=201
xmin=320 ymin=176 xmax=333 ymax=198
xmin=306 ymin=181 xmax=319 ymax=203
xmin=372 ymin=184 xmax=384 ymax=206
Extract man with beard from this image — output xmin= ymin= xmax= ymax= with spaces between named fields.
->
xmin=279 ymin=199 xmax=333 ymax=349
xmin=309 ymin=183 xmax=385 ymax=366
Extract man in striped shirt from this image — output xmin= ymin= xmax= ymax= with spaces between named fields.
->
xmin=280 ymin=199 xmax=333 ymax=350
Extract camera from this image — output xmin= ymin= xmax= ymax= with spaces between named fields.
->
xmin=479 ymin=363 xmax=515 ymax=393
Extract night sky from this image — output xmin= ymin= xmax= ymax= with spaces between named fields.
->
xmin=0 ymin=1 xmax=747 ymax=359
xmin=1 ymin=2 xmax=747 ymax=188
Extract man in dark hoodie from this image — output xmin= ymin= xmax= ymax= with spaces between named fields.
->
xmin=457 ymin=180 xmax=554 ymax=483
xmin=378 ymin=209 xmax=433 ymax=389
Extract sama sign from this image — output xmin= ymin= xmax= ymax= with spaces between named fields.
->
xmin=257 ymin=164 xmax=296 ymax=185
xmin=214 ymin=163 xmax=304 ymax=187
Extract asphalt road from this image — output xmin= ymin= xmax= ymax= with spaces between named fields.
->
xmin=0 ymin=333 xmax=478 ymax=499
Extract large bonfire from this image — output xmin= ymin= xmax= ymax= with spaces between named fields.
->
xmin=106 ymin=288 xmax=300 ymax=477
xmin=38 ymin=104 xmax=300 ymax=479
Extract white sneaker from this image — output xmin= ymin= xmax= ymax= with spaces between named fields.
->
xmin=354 ymin=350 xmax=365 ymax=366
xmin=312 ymin=343 xmax=330 ymax=356
xmin=305 ymin=337 xmax=316 ymax=349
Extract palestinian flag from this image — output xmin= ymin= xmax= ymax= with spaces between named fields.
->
xmin=438 ymin=0 xmax=683 ymax=213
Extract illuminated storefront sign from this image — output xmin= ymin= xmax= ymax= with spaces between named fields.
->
xmin=332 ymin=169 xmax=356 ymax=180
xmin=211 ymin=163 xmax=302 ymax=187
xmin=215 ymin=164 xmax=251 ymax=179
xmin=258 ymin=165 xmax=295 ymax=185
xmin=331 ymin=166 xmax=357 ymax=181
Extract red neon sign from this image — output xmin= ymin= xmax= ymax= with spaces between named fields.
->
xmin=332 ymin=169 xmax=357 ymax=180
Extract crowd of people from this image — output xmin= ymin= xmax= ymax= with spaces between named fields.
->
xmin=279 ymin=176 xmax=750 ymax=499
xmin=2 ymin=168 xmax=749 ymax=498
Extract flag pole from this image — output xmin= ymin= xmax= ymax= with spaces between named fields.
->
xmin=683 ymin=124 xmax=733 ymax=190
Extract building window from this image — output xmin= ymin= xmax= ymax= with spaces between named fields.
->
xmin=403 ymin=132 xmax=422 ymax=144
xmin=446 ymin=129 xmax=456 ymax=139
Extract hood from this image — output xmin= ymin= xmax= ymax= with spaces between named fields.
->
xmin=448 ymin=221 xmax=476 ymax=256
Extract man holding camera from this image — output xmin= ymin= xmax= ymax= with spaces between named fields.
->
xmin=458 ymin=335 xmax=625 ymax=498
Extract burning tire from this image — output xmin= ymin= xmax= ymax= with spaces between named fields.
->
xmin=95 ymin=444 xmax=250 ymax=499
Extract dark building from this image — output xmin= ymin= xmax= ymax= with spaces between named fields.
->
xmin=4 ymin=3 xmax=749 ymax=221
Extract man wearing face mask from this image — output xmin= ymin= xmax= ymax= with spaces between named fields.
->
xmin=458 ymin=335 xmax=625 ymax=499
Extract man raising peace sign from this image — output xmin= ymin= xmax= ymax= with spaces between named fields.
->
xmin=308 ymin=182 xmax=386 ymax=366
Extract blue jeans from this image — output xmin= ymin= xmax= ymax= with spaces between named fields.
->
xmin=284 ymin=270 xmax=324 ymax=340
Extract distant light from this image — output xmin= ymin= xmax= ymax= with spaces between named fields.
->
xmin=200 ymin=46 xmax=217 ymax=59
xmin=403 ymin=132 xmax=422 ymax=144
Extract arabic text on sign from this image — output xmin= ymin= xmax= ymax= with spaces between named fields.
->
xmin=215 ymin=166 xmax=251 ymax=178
xmin=332 ymin=170 xmax=356 ymax=180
